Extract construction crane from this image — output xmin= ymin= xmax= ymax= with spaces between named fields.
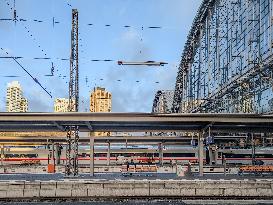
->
xmin=65 ymin=9 xmax=79 ymax=177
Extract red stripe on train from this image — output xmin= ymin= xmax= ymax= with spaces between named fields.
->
xmin=3 ymin=157 xmax=273 ymax=161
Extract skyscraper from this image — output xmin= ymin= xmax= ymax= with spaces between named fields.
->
xmin=90 ymin=87 xmax=112 ymax=136
xmin=20 ymin=97 xmax=28 ymax=112
xmin=90 ymin=87 xmax=112 ymax=112
xmin=6 ymin=81 xmax=28 ymax=112
xmin=54 ymin=98 xmax=76 ymax=112
xmin=54 ymin=98 xmax=70 ymax=112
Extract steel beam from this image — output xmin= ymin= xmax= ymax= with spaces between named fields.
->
xmin=0 ymin=113 xmax=273 ymax=133
xmin=90 ymin=136 xmax=94 ymax=176
xmin=158 ymin=142 xmax=163 ymax=166
xmin=66 ymin=8 xmax=79 ymax=177
xmin=198 ymin=132 xmax=204 ymax=177
xmin=173 ymin=0 xmax=273 ymax=114
xmin=107 ymin=142 xmax=110 ymax=166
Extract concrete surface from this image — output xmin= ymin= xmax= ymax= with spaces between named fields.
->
xmin=0 ymin=172 xmax=272 ymax=181
xmin=3 ymin=200 xmax=273 ymax=205
xmin=0 ymin=178 xmax=272 ymax=199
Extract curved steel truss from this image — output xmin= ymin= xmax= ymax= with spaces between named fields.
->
xmin=152 ymin=90 xmax=174 ymax=113
xmin=173 ymin=0 xmax=273 ymax=114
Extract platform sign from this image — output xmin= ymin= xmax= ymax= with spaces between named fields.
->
xmin=191 ymin=139 xmax=197 ymax=147
xmin=206 ymin=135 xmax=214 ymax=145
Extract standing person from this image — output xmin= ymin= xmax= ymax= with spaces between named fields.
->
xmin=126 ymin=160 xmax=129 ymax=172
xmin=130 ymin=159 xmax=135 ymax=167
xmin=187 ymin=161 xmax=192 ymax=177
xmin=56 ymin=144 xmax=62 ymax=165
xmin=171 ymin=159 xmax=176 ymax=169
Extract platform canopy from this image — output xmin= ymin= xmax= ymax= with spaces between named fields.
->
xmin=0 ymin=112 xmax=272 ymax=133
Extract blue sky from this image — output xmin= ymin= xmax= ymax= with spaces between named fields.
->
xmin=0 ymin=0 xmax=202 ymax=112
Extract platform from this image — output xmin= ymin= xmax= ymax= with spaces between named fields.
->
xmin=0 ymin=177 xmax=272 ymax=200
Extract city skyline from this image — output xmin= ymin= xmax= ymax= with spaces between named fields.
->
xmin=5 ymin=80 xmax=113 ymax=112
xmin=6 ymin=81 xmax=112 ymax=112
xmin=0 ymin=0 xmax=202 ymax=112
xmin=6 ymin=80 xmax=115 ymax=112
xmin=6 ymin=81 xmax=28 ymax=112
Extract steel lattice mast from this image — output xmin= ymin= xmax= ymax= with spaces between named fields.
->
xmin=65 ymin=9 xmax=79 ymax=176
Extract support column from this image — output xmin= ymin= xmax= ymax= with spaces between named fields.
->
xmin=52 ymin=143 xmax=55 ymax=167
xmin=215 ymin=147 xmax=219 ymax=165
xmin=262 ymin=133 xmax=266 ymax=147
xmin=208 ymin=146 xmax=213 ymax=165
xmin=1 ymin=145 xmax=4 ymax=166
xmin=251 ymin=133 xmax=256 ymax=165
xmin=55 ymin=143 xmax=61 ymax=165
xmin=47 ymin=140 xmax=50 ymax=165
xmin=198 ymin=133 xmax=204 ymax=177
xmin=107 ymin=142 xmax=110 ymax=166
xmin=65 ymin=126 xmax=79 ymax=176
xmin=90 ymin=136 xmax=94 ymax=176
xmin=159 ymin=143 xmax=163 ymax=166
xmin=223 ymin=155 xmax=226 ymax=176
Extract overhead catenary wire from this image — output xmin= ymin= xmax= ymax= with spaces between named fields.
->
xmin=3 ymin=1 xmax=50 ymax=59
xmin=0 ymin=17 xmax=163 ymax=30
xmin=0 ymin=48 xmax=52 ymax=98
xmin=0 ymin=56 xmax=116 ymax=62
xmin=1 ymin=1 xmax=168 ymax=99
xmin=1 ymin=1 xmax=168 ymax=30
xmin=2 ymin=1 xmax=67 ymax=83
xmin=21 ymin=22 xmax=48 ymax=57
xmin=2 ymin=75 xmax=21 ymax=78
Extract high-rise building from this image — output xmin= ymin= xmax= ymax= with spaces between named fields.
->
xmin=54 ymin=98 xmax=68 ymax=112
xmin=90 ymin=87 xmax=112 ymax=112
xmin=6 ymin=81 xmax=28 ymax=112
xmin=90 ymin=87 xmax=112 ymax=136
xmin=54 ymin=98 xmax=76 ymax=112
xmin=20 ymin=97 xmax=28 ymax=112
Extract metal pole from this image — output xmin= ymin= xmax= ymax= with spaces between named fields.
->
xmin=65 ymin=129 xmax=72 ymax=176
xmin=223 ymin=155 xmax=226 ymax=176
xmin=262 ymin=133 xmax=265 ymax=147
xmin=52 ymin=143 xmax=55 ymax=169
xmin=90 ymin=136 xmax=94 ymax=176
xmin=65 ymin=8 xmax=79 ymax=177
xmin=158 ymin=143 xmax=163 ymax=166
xmin=55 ymin=143 xmax=61 ymax=165
xmin=209 ymin=145 xmax=213 ymax=165
xmin=107 ymin=142 xmax=110 ymax=166
xmin=198 ymin=133 xmax=204 ymax=177
xmin=1 ymin=145 xmax=4 ymax=166
xmin=251 ymin=133 xmax=255 ymax=165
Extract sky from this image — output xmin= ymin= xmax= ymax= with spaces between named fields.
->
xmin=0 ymin=0 xmax=202 ymax=112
